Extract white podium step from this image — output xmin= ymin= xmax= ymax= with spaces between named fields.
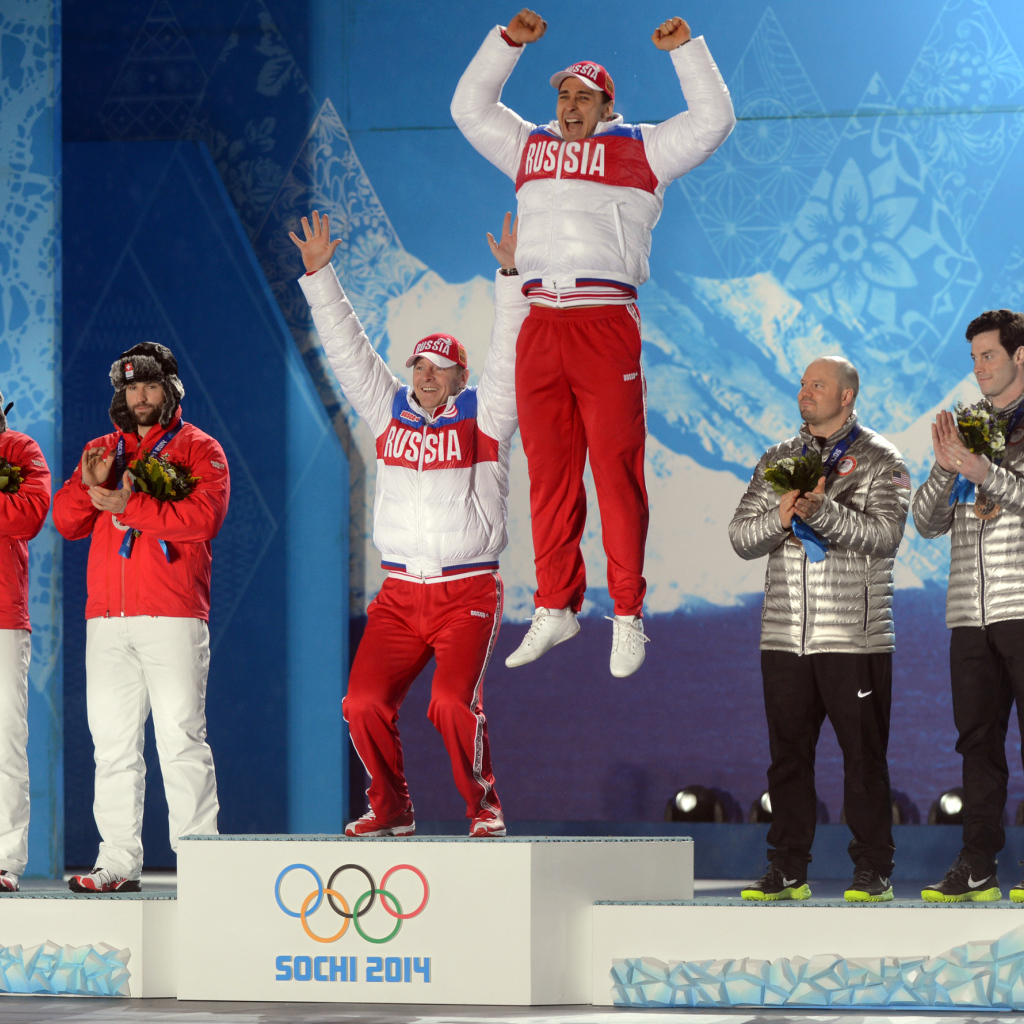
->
xmin=176 ymin=834 xmax=692 ymax=1004
xmin=0 ymin=891 xmax=176 ymax=996
xmin=593 ymin=898 xmax=1024 ymax=1010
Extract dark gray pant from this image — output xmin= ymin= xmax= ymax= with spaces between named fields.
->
xmin=950 ymin=621 xmax=1024 ymax=876
xmin=761 ymin=650 xmax=895 ymax=877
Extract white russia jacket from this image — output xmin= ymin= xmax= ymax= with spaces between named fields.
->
xmin=300 ymin=267 xmax=528 ymax=581
xmin=451 ymin=26 xmax=735 ymax=297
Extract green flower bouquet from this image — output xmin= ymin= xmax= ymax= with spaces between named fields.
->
xmin=128 ymin=455 xmax=199 ymax=502
xmin=955 ymin=401 xmax=1007 ymax=461
xmin=0 ymin=457 xmax=23 ymax=494
xmin=763 ymin=452 xmax=824 ymax=496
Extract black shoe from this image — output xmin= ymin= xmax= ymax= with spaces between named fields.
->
xmin=1010 ymin=860 xmax=1024 ymax=903
xmin=740 ymin=863 xmax=810 ymax=901
xmin=845 ymin=867 xmax=893 ymax=902
xmin=921 ymin=856 xmax=1001 ymax=902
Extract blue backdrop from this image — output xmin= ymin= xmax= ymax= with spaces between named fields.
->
xmin=53 ymin=0 xmax=1024 ymax=852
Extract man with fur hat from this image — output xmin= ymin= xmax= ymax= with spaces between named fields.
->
xmin=290 ymin=210 xmax=525 ymax=838
xmin=452 ymin=10 xmax=736 ymax=678
xmin=53 ymin=343 xmax=230 ymax=892
xmin=0 ymin=392 xmax=50 ymax=891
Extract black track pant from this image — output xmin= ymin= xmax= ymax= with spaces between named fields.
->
xmin=950 ymin=621 xmax=1024 ymax=876
xmin=761 ymin=650 xmax=895 ymax=877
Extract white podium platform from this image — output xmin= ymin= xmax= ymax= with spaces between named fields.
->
xmin=0 ymin=891 xmax=176 ymax=996
xmin=176 ymin=834 xmax=692 ymax=1005
xmin=593 ymin=898 xmax=1024 ymax=1009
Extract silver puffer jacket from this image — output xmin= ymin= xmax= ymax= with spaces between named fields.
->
xmin=912 ymin=395 xmax=1024 ymax=628
xmin=730 ymin=414 xmax=910 ymax=655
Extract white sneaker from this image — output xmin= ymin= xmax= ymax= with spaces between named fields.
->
xmin=0 ymin=871 xmax=18 ymax=892
xmin=505 ymin=607 xmax=580 ymax=667
xmin=607 ymin=615 xmax=649 ymax=678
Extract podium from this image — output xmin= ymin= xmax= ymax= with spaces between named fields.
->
xmin=176 ymin=834 xmax=692 ymax=1004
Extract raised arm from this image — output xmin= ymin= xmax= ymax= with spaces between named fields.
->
xmin=478 ymin=213 xmax=529 ymax=443
xmin=292 ymin=212 xmax=400 ymax=435
xmin=642 ymin=21 xmax=736 ymax=185
xmin=911 ymin=412 xmax=962 ymax=538
xmin=450 ymin=14 xmax=539 ymax=180
xmin=53 ymin=443 xmax=109 ymax=541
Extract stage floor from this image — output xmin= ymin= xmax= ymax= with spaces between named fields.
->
xmin=0 ymin=1000 xmax=1024 ymax=1022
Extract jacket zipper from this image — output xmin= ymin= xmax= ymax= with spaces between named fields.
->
xmin=415 ymin=417 xmax=428 ymax=580
xmin=120 ymin=549 xmax=126 ymax=617
xmin=800 ymin=552 xmax=808 ymax=655
xmin=979 ymin=520 xmax=987 ymax=626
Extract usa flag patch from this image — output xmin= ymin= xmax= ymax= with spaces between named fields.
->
xmin=892 ymin=469 xmax=911 ymax=488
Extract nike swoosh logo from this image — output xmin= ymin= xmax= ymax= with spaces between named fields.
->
xmin=783 ymin=877 xmax=799 ymax=887
xmin=968 ymin=874 xmax=993 ymax=888
xmin=857 ymin=689 xmax=873 ymax=698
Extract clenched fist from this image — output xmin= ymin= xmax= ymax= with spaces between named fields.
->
xmin=652 ymin=16 xmax=691 ymax=50
xmin=506 ymin=8 xmax=547 ymax=44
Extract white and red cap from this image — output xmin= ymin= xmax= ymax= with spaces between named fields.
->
xmin=406 ymin=333 xmax=468 ymax=370
xmin=550 ymin=61 xmax=615 ymax=101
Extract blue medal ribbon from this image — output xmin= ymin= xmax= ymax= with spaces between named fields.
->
xmin=948 ymin=403 xmax=1024 ymax=507
xmin=115 ymin=426 xmax=181 ymax=562
xmin=791 ymin=424 xmax=862 ymax=563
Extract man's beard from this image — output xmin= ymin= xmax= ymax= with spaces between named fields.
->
xmin=132 ymin=404 xmax=160 ymax=427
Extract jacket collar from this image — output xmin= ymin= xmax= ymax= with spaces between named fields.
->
xmin=987 ymin=390 xmax=1024 ymax=420
xmin=120 ymin=408 xmax=183 ymax=452
xmin=799 ymin=411 xmax=859 ymax=451
xmin=405 ymin=389 xmax=460 ymax=423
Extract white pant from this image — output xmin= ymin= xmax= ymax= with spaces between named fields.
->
xmin=86 ymin=616 xmax=219 ymax=878
xmin=0 ymin=629 xmax=30 ymax=874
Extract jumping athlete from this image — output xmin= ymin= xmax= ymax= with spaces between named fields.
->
xmin=290 ymin=211 xmax=527 ymax=838
xmin=452 ymin=9 xmax=735 ymax=677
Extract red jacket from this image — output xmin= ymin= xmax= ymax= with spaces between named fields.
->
xmin=0 ymin=431 xmax=51 ymax=631
xmin=53 ymin=412 xmax=230 ymax=621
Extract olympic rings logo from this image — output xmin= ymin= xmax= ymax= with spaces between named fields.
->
xmin=274 ymin=863 xmax=429 ymax=944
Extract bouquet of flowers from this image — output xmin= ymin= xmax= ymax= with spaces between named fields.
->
xmin=763 ymin=452 xmax=823 ymax=496
xmin=127 ymin=455 xmax=199 ymax=501
xmin=0 ymin=457 xmax=23 ymax=494
xmin=955 ymin=401 xmax=1006 ymax=462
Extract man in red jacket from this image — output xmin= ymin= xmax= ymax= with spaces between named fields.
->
xmin=54 ymin=343 xmax=230 ymax=893
xmin=0 ymin=390 xmax=50 ymax=892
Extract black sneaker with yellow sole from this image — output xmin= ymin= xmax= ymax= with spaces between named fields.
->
xmin=740 ymin=864 xmax=811 ymax=901
xmin=844 ymin=868 xmax=894 ymax=902
xmin=921 ymin=856 xmax=1001 ymax=902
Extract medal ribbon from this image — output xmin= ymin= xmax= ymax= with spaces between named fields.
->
xmin=115 ymin=426 xmax=181 ymax=562
xmin=948 ymin=403 xmax=1024 ymax=507
xmin=792 ymin=425 xmax=862 ymax=563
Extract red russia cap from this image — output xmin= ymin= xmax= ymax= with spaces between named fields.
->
xmin=406 ymin=334 xmax=468 ymax=370
xmin=550 ymin=61 xmax=614 ymax=101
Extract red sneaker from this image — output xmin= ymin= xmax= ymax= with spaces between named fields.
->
xmin=68 ymin=867 xmax=141 ymax=893
xmin=470 ymin=809 xmax=506 ymax=837
xmin=344 ymin=809 xmax=415 ymax=838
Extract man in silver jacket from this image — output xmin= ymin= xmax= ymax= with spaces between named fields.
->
xmin=913 ymin=309 xmax=1024 ymax=903
xmin=730 ymin=357 xmax=910 ymax=903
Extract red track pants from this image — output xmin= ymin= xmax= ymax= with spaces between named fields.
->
xmin=343 ymin=574 xmax=503 ymax=823
xmin=516 ymin=303 xmax=649 ymax=616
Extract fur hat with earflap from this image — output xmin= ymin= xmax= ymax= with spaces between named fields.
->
xmin=108 ymin=342 xmax=185 ymax=434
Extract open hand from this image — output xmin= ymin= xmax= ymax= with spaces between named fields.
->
xmin=486 ymin=212 xmax=518 ymax=270
xmin=506 ymin=8 xmax=547 ymax=43
xmin=652 ymin=16 xmax=691 ymax=50
xmin=81 ymin=446 xmax=114 ymax=488
xmin=933 ymin=409 xmax=989 ymax=484
xmin=794 ymin=475 xmax=827 ymax=520
xmin=288 ymin=210 xmax=342 ymax=274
